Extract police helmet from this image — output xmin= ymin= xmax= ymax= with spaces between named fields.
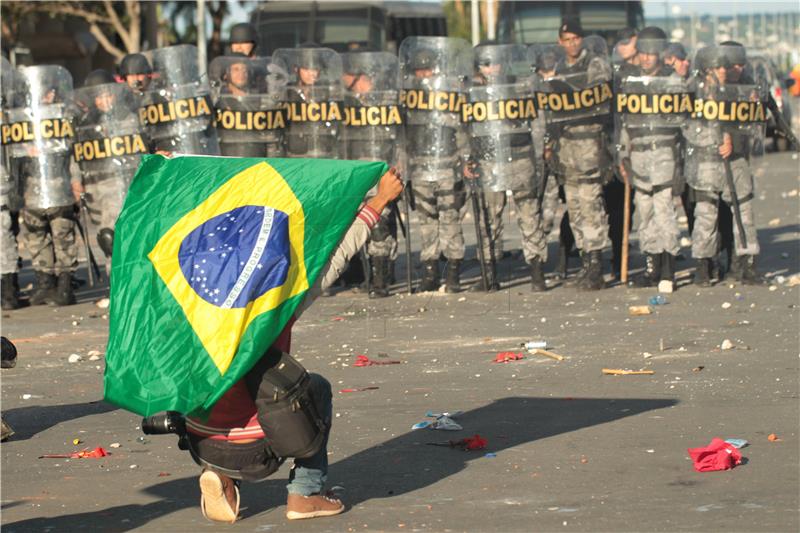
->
xmin=474 ymin=42 xmax=498 ymax=68
xmin=719 ymin=41 xmax=747 ymax=66
xmin=635 ymin=26 xmax=668 ymax=55
xmin=84 ymin=69 xmax=116 ymax=87
xmin=695 ymin=46 xmax=729 ymax=72
xmin=229 ymin=22 xmax=258 ymax=44
xmin=119 ymin=53 xmax=152 ymax=76
xmin=410 ymin=48 xmax=437 ymax=71
xmin=296 ymin=42 xmax=324 ymax=70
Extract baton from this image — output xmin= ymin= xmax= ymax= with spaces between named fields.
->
xmin=76 ymin=196 xmax=103 ymax=287
xmin=723 ymin=158 xmax=748 ymax=250
xmin=399 ymin=189 xmax=413 ymax=294
xmin=469 ymin=185 xmax=490 ymax=291
xmin=620 ymin=161 xmax=632 ymax=283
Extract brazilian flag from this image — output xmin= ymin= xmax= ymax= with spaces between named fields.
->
xmin=104 ymin=155 xmax=387 ymax=416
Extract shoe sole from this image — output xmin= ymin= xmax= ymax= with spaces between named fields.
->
xmin=199 ymin=471 xmax=238 ymax=524
xmin=286 ymin=506 xmax=345 ymax=520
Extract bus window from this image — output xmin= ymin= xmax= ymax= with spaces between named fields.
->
xmin=577 ymin=3 xmax=629 ymax=32
xmin=511 ymin=3 xmax=562 ymax=44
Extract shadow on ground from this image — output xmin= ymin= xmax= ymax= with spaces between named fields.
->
xmin=4 ymin=396 xmax=676 ymax=531
xmin=3 ymin=400 xmax=118 ymax=441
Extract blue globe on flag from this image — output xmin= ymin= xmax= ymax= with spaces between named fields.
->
xmin=178 ymin=205 xmax=290 ymax=308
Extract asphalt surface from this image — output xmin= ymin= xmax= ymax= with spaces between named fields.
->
xmin=1 ymin=150 xmax=798 ymax=532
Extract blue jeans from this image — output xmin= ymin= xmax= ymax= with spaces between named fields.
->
xmin=286 ymin=373 xmax=332 ymax=496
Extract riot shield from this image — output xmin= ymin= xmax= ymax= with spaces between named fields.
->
xmin=3 ymin=65 xmax=74 ymax=210
xmin=273 ymin=47 xmax=343 ymax=159
xmin=72 ymin=82 xmax=145 ymax=228
xmin=536 ymin=40 xmax=613 ymax=128
xmin=340 ymin=51 xmax=402 ymax=164
xmin=140 ymin=45 xmax=220 ymax=155
xmin=465 ymin=44 xmax=540 ymax=192
xmin=684 ymin=50 xmax=767 ymax=194
xmin=399 ymin=36 xmax=472 ymax=182
xmin=209 ymin=55 xmax=288 ymax=157
xmin=1 ymin=57 xmax=21 ymax=211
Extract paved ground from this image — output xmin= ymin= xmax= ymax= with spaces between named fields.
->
xmin=1 ymin=151 xmax=798 ymax=532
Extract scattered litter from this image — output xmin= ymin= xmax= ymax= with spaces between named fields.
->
xmin=649 ymin=295 xmax=667 ymax=306
xmin=413 ymin=411 xmax=463 ymax=431
xmin=109 ymin=442 xmax=121 ymax=448
xmin=158 ymin=472 xmax=171 ymax=477
xmin=580 ymin=455 xmax=588 ymax=464
xmin=331 ymin=316 xmax=345 ymax=322
xmin=657 ymin=280 xmax=673 ymax=294
xmin=72 ymin=438 xmax=81 ymax=445
xmin=457 ymin=297 xmax=466 ymax=302
xmin=768 ymin=433 xmax=781 ymax=442
xmin=40 ymin=447 xmax=109 ymax=459
xmin=67 ymin=354 xmax=83 ymax=363
xmin=21 ymin=393 xmax=42 ymax=400
xmin=687 ymin=438 xmax=742 ymax=472
xmin=492 ymin=352 xmax=525 ymax=363
xmin=339 ymin=386 xmax=379 ymax=393
xmin=692 ymin=366 xmax=705 ymax=372
xmin=528 ymin=348 xmax=564 ymax=361
xmin=786 ymin=274 xmax=800 ymax=287
xmin=129 ymin=464 xmax=138 ymax=469
xmin=484 ymin=452 xmax=497 ymax=458
xmin=646 ymin=449 xmax=655 ymax=453
xmin=88 ymin=354 xmax=102 ymax=361
xmin=725 ymin=439 xmax=748 ymax=449
xmin=523 ymin=341 xmax=548 ymax=350
xmin=353 ymin=354 xmax=400 ymax=367
xmin=602 ymin=368 xmax=654 ymax=376
xmin=87 ymin=350 xmax=102 ymax=357
xmin=629 ymin=306 xmax=652 ymax=316
xmin=71 ymin=321 xmax=80 ymax=327
xmin=136 ymin=436 xmax=149 ymax=444
xmin=721 ymin=302 xmax=732 ymax=309
xmin=427 ymin=434 xmax=487 ymax=451
xmin=720 ymin=339 xmax=735 ymax=350
xmin=95 ymin=298 xmax=110 ymax=309
xmin=769 ymin=285 xmax=778 ymax=292
xmin=643 ymin=352 xmax=653 ymax=359
xmin=767 ymin=218 xmax=781 ymax=227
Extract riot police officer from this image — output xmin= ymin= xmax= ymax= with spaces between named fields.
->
xmin=465 ymin=43 xmax=547 ymax=292
xmin=399 ymin=37 xmax=471 ymax=293
xmin=543 ymin=21 xmax=613 ymax=290
xmin=9 ymin=66 xmax=80 ymax=305
xmin=616 ymin=27 xmax=686 ymax=292
xmin=274 ymin=44 xmax=343 ymax=159
xmin=1 ymin=57 xmax=23 ymax=309
xmin=72 ymin=69 xmax=145 ymax=269
xmin=139 ymin=45 xmax=220 ymax=155
xmin=119 ymin=53 xmax=153 ymax=94
xmin=341 ymin=50 xmax=403 ymax=297
xmin=210 ymin=54 xmax=287 ymax=157
xmin=684 ymin=44 xmax=767 ymax=286
xmin=229 ymin=22 xmax=258 ymax=58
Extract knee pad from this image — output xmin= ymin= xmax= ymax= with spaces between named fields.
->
xmin=97 ymin=228 xmax=114 ymax=258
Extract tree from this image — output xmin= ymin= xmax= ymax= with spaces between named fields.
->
xmin=1 ymin=1 xmax=141 ymax=61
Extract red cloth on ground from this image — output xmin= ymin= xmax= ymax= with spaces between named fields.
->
xmin=687 ymin=438 xmax=743 ymax=472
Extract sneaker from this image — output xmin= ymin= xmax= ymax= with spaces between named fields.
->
xmin=286 ymin=492 xmax=345 ymax=520
xmin=199 ymin=470 xmax=239 ymax=524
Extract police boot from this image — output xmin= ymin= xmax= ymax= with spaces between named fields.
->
xmin=369 ymin=256 xmax=389 ymax=299
xmin=444 ymin=260 xmax=462 ymax=294
xmin=52 ymin=272 xmax=76 ymax=306
xmin=634 ymin=254 xmax=661 ymax=288
xmin=566 ymin=251 xmax=587 ymax=287
xmin=738 ymin=255 xmax=766 ymax=286
xmin=578 ymin=251 xmax=605 ymax=291
xmin=530 ymin=257 xmax=546 ymax=292
xmin=555 ymin=243 xmax=568 ymax=280
xmin=29 ymin=271 xmax=56 ymax=306
xmin=388 ymin=259 xmax=396 ymax=286
xmin=1 ymin=274 xmax=21 ymax=310
xmin=659 ymin=252 xmax=676 ymax=294
xmin=693 ymin=258 xmax=712 ymax=287
xmin=417 ymin=260 xmax=440 ymax=293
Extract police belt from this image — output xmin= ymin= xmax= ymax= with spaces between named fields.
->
xmin=630 ymin=138 xmax=678 ymax=152
xmin=410 ymin=158 xmax=458 ymax=171
xmin=627 ymin=127 xmax=679 ymax=138
xmin=561 ymin=129 xmax=603 ymax=141
xmin=689 ymin=144 xmax=747 ymax=163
